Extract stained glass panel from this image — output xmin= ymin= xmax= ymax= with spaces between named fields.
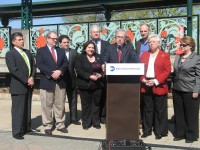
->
xmin=158 ymin=16 xmax=198 ymax=55
xmin=121 ymin=19 xmax=157 ymax=49
xmin=30 ymin=25 xmax=57 ymax=54
xmin=89 ymin=21 xmax=120 ymax=44
xmin=58 ymin=23 xmax=88 ymax=53
xmin=0 ymin=28 xmax=10 ymax=57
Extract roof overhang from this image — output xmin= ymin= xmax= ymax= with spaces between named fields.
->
xmin=0 ymin=0 xmax=199 ymax=19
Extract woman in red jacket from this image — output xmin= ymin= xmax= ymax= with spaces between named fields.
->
xmin=140 ymin=34 xmax=171 ymax=140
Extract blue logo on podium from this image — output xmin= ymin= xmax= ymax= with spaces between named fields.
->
xmin=110 ymin=66 xmax=115 ymax=71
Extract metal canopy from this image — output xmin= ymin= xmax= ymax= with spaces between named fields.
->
xmin=0 ymin=0 xmax=199 ymax=20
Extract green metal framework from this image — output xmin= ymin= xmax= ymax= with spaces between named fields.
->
xmin=187 ymin=0 xmax=193 ymax=36
xmin=21 ymin=0 xmax=32 ymax=29
xmin=0 ymin=0 xmax=199 ymax=34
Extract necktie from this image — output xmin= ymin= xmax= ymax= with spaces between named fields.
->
xmin=117 ymin=49 xmax=122 ymax=63
xmin=65 ymin=49 xmax=69 ymax=60
xmin=93 ymin=40 xmax=99 ymax=54
xmin=51 ymin=48 xmax=57 ymax=63
xmin=20 ymin=50 xmax=30 ymax=76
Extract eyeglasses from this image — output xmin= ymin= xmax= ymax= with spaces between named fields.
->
xmin=116 ymin=36 xmax=125 ymax=39
xmin=180 ymin=43 xmax=190 ymax=47
xmin=49 ymin=37 xmax=58 ymax=41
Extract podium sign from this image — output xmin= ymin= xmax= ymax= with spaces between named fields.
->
xmin=106 ymin=63 xmax=144 ymax=141
xmin=106 ymin=63 xmax=144 ymax=75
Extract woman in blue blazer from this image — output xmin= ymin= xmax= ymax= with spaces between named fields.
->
xmin=173 ymin=36 xmax=200 ymax=143
xmin=75 ymin=41 xmax=103 ymax=130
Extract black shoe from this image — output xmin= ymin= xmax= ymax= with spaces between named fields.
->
xmin=185 ymin=139 xmax=197 ymax=143
xmin=45 ymin=129 xmax=52 ymax=135
xmin=28 ymin=128 xmax=41 ymax=133
xmin=185 ymin=140 xmax=194 ymax=143
xmin=71 ymin=121 xmax=81 ymax=125
xmin=173 ymin=137 xmax=184 ymax=141
xmin=141 ymin=132 xmax=152 ymax=138
xmin=93 ymin=125 xmax=101 ymax=129
xmin=57 ymin=128 xmax=68 ymax=133
xmin=155 ymin=135 xmax=162 ymax=140
xmin=83 ymin=126 xmax=89 ymax=130
xmin=156 ymin=134 xmax=167 ymax=139
xmin=13 ymin=134 xmax=24 ymax=140
xmin=100 ymin=120 xmax=106 ymax=124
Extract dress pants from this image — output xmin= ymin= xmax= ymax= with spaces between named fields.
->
xmin=142 ymin=88 xmax=168 ymax=136
xmin=40 ymin=84 xmax=66 ymax=130
xmin=99 ymin=78 xmax=106 ymax=122
xmin=79 ymin=88 xmax=102 ymax=128
xmin=66 ymin=86 xmax=78 ymax=122
xmin=173 ymin=89 xmax=199 ymax=140
xmin=11 ymin=92 xmax=31 ymax=137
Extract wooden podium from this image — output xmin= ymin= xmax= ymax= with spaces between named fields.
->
xmin=106 ymin=63 xmax=144 ymax=140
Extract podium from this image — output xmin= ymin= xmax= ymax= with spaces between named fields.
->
xmin=106 ymin=63 xmax=144 ymax=140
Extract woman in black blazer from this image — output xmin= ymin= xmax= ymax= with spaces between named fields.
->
xmin=75 ymin=41 xmax=103 ymax=130
xmin=173 ymin=36 xmax=200 ymax=143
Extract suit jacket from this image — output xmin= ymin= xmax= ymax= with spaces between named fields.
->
xmin=6 ymin=48 xmax=36 ymax=94
xmin=75 ymin=53 xmax=103 ymax=90
xmin=173 ymin=52 xmax=200 ymax=93
xmin=99 ymin=40 xmax=110 ymax=62
xmin=90 ymin=39 xmax=110 ymax=64
xmin=135 ymin=39 xmax=142 ymax=55
xmin=104 ymin=43 xmax=140 ymax=63
xmin=63 ymin=48 xmax=78 ymax=89
xmin=135 ymin=39 xmax=149 ymax=55
xmin=36 ymin=45 xmax=68 ymax=90
xmin=140 ymin=50 xmax=171 ymax=95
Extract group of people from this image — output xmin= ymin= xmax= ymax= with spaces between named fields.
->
xmin=5 ymin=23 xmax=199 ymax=143
xmin=137 ymin=24 xmax=199 ymax=143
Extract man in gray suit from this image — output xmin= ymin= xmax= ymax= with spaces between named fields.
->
xmin=6 ymin=32 xmax=36 ymax=140
xmin=58 ymin=35 xmax=81 ymax=125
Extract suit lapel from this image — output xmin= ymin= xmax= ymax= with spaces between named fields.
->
xmin=46 ymin=46 xmax=57 ymax=64
xmin=101 ymin=40 xmax=105 ymax=54
xmin=56 ymin=48 xmax=61 ymax=64
xmin=68 ymin=48 xmax=73 ymax=63
xmin=120 ymin=45 xmax=129 ymax=63
xmin=178 ymin=52 xmax=195 ymax=70
xmin=14 ymin=48 xmax=27 ymax=66
xmin=13 ymin=48 xmax=29 ymax=74
xmin=113 ymin=44 xmax=118 ymax=63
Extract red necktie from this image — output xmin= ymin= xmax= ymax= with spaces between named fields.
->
xmin=117 ymin=49 xmax=122 ymax=63
xmin=51 ymin=48 xmax=57 ymax=63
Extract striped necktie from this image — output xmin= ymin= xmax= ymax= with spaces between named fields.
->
xmin=20 ymin=49 xmax=30 ymax=76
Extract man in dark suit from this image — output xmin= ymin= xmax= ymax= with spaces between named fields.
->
xmin=90 ymin=25 xmax=110 ymax=124
xmin=6 ymin=32 xmax=36 ymax=140
xmin=58 ymin=35 xmax=81 ymax=125
xmin=135 ymin=24 xmax=150 ymax=56
xmin=104 ymin=29 xmax=140 ymax=64
xmin=36 ymin=31 xmax=68 ymax=135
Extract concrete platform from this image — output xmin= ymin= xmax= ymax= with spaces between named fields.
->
xmin=0 ymin=96 xmax=200 ymax=150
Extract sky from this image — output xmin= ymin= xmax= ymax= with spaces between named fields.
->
xmin=0 ymin=0 xmax=63 ymax=28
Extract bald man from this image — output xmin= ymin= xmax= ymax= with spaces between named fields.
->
xmin=135 ymin=24 xmax=150 ymax=56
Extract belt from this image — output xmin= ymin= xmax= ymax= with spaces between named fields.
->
xmin=146 ymin=77 xmax=154 ymax=80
